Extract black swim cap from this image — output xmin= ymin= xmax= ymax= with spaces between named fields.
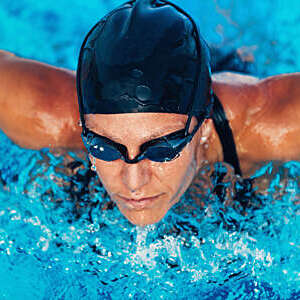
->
xmin=77 ymin=0 xmax=213 ymax=128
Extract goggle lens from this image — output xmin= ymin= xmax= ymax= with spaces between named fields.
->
xmin=143 ymin=144 xmax=179 ymax=162
xmin=82 ymin=117 xmax=203 ymax=163
xmin=89 ymin=143 xmax=121 ymax=161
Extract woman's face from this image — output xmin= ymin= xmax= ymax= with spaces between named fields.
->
xmin=85 ymin=113 xmax=209 ymax=226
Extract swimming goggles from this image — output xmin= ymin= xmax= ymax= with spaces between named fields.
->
xmin=81 ymin=117 xmax=204 ymax=164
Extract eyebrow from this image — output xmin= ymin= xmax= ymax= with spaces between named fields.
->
xmin=145 ymin=127 xmax=185 ymax=140
xmin=90 ymin=126 xmax=185 ymax=142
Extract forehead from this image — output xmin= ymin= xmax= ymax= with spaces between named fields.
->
xmin=85 ymin=113 xmax=188 ymax=139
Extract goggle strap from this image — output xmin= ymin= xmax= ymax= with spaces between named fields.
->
xmin=184 ymin=113 xmax=193 ymax=136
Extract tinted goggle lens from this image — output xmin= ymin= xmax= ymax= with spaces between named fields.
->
xmin=83 ymin=133 xmax=183 ymax=163
xmin=143 ymin=143 xmax=179 ymax=162
xmin=89 ymin=143 xmax=122 ymax=161
xmin=84 ymin=135 xmax=122 ymax=161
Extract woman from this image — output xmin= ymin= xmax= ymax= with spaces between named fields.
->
xmin=0 ymin=0 xmax=299 ymax=226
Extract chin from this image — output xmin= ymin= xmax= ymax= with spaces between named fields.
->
xmin=118 ymin=205 xmax=169 ymax=227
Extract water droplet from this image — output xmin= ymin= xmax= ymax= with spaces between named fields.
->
xmin=131 ymin=69 xmax=143 ymax=79
xmin=136 ymin=85 xmax=152 ymax=101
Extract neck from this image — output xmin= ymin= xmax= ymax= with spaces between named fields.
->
xmin=205 ymin=108 xmax=244 ymax=175
xmin=205 ymin=118 xmax=224 ymax=164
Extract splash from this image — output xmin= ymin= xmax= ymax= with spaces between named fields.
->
xmin=0 ymin=130 xmax=299 ymax=299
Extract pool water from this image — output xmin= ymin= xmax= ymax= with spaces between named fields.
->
xmin=0 ymin=1 xmax=299 ymax=299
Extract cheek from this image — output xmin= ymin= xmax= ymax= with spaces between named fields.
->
xmin=93 ymin=159 xmax=122 ymax=187
xmin=150 ymin=143 xmax=198 ymax=186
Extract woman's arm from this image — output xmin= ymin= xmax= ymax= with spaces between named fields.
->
xmin=211 ymin=71 xmax=300 ymax=177
xmin=0 ymin=50 xmax=84 ymax=150
xmin=239 ymin=72 xmax=300 ymax=169
xmin=257 ymin=73 xmax=300 ymax=160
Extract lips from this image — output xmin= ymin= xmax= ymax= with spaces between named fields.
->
xmin=117 ymin=194 xmax=162 ymax=209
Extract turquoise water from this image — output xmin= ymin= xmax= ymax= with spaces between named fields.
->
xmin=0 ymin=1 xmax=300 ymax=299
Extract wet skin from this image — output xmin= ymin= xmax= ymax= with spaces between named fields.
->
xmin=0 ymin=50 xmax=299 ymax=225
xmin=85 ymin=113 xmax=211 ymax=226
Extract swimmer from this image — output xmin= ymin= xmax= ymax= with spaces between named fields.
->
xmin=0 ymin=0 xmax=299 ymax=225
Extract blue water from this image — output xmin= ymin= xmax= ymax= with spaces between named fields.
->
xmin=0 ymin=1 xmax=299 ymax=299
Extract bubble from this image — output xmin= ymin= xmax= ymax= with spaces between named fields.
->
xmin=131 ymin=69 xmax=143 ymax=79
xmin=136 ymin=85 xmax=152 ymax=102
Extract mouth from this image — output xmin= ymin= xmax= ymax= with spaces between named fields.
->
xmin=117 ymin=194 xmax=163 ymax=210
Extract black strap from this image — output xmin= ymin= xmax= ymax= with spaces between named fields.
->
xmin=211 ymin=93 xmax=242 ymax=176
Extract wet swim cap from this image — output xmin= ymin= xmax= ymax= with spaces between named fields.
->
xmin=76 ymin=0 xmax=213 ymax=128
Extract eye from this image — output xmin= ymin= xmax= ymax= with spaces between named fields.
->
xmin=144 ymin=144 xmax=178 ymax=162
xmin=89 ymin=144 xmax=122 ymax=161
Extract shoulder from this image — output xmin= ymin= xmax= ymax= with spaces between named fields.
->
xmin=256 ymin=73 xmax=300 ymax=122
xmin=211 ymin=72 xmax=261 ymax=102
xmin=232 ymin=73 xmax=299 ymax=161
xmin=258 ymin=72 xmax=300 ymax=107
xmin=211 ymin=71 xmax=300 ymax=167
xmin=211 ymin=72 xmax=264 ymax=125
xmin=212 ymin=71 xmax=300 ymax=105
xmin=0 ymin=52 xmax=81 ymax=149
xmin=211 ymin=71 xmax=300 ymax=119
xmin=212 ymin=71 xmax=260 ymax=85
xmin=257 ymin=73 xmax=300 ymax=160
xmin=0 ymin=51 xmax=76 ymax=104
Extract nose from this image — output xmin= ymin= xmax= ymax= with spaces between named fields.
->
xmin=121 ymin=160 xmax=151 ymax=193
